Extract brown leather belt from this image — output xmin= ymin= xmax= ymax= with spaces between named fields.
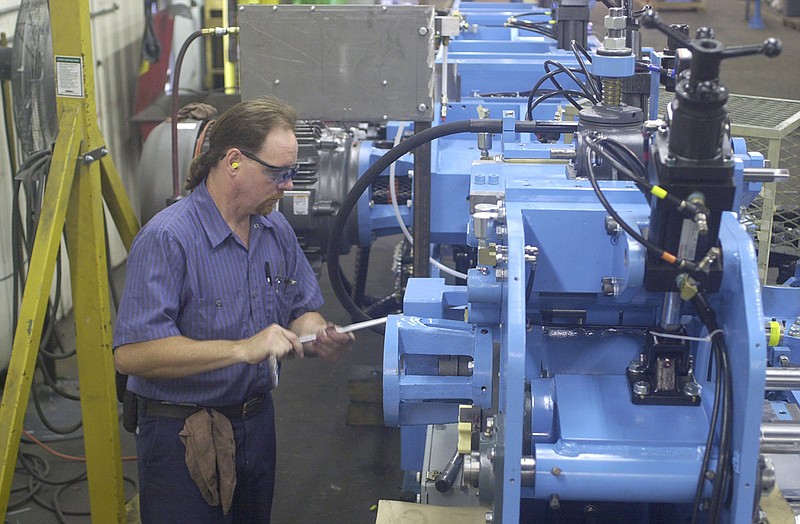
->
xmin=140 ymin=396 xmax=263 ymax=420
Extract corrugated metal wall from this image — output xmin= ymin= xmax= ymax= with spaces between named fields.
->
xmin=0 ymin=0 xmax=145 ymax=370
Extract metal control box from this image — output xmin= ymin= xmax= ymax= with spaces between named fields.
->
xmin=239 ymin=4 xmax=435 ymax=122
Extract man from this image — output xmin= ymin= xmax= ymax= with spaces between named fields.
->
xmin=113 ymin=96 xmax=354 ymax=523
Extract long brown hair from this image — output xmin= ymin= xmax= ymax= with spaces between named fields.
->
xmin=185 ymin=96 xmax=297 ymax=190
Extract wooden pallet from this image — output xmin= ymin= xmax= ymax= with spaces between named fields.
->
xmin=638 ymin=0 xmax=706 ymax=11
xmin=783 ymin=15 xmax=800 ymax=30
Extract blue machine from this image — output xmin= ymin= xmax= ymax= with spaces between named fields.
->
xmin=370 ymin=7 xmax=795 ymax=524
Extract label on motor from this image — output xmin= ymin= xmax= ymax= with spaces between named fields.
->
xmin=291 ymin=192 xmax=310 ymax=216
xmin=677 ymin=218 xmax=699 ymax=261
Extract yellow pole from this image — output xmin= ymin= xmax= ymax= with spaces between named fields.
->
xmin=223 ymin=0 xmax=236 ymax=93
xmin=0 ymin=107 xmax=82 ymax=520
xmin=0 ymin=0 xmax=140 ymax=521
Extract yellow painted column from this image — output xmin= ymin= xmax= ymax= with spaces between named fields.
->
xmin=0 ymin=0 xmax=138 ymax=520
xmin=50 ymin=0 xmax=126 ymax=521
xmin=0 ymin=108 xmax=82 ymax=520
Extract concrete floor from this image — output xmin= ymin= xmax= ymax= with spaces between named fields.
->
xmin=4 ymin=0 xmax=800 ymax=522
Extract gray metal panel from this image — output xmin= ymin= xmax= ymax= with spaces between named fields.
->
xmin=239 ymin=4 xmax=435 ymax=122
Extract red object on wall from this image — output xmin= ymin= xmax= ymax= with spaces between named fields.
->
xmin=133 ymin=9 xmax=174 ymax=142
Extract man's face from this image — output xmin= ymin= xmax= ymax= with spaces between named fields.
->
xmin=238 ymin=127 xmax=298 ymax=216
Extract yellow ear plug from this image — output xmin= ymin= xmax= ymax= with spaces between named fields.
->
xmin=231 ymin=162 xmax=239 ymax=169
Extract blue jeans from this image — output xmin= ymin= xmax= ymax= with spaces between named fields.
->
xmin=136 ymin=393 xmax=276 ymax=523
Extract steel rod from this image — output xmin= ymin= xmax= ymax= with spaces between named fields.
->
xmin=764 ymin=368 xmax=800 ymax=390
xmin=760 ymin=423 xmax=800 ymax=454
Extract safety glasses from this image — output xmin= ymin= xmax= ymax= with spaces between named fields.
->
xmin=239 ymin=149 xmax=299 ymax=183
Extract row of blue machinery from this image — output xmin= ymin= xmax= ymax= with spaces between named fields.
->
xmin=143 ymin=1 xmax=799 ymax=521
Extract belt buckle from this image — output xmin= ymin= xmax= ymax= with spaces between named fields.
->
xmin=241 ymin=397 xmax=261 ymax=418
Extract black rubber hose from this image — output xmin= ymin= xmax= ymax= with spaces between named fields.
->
xmin=170 ymin=30 xmax=205 ymax=200
xmin=325 ymin=119 xmax=578 ymax=326
xmin=690 ymin=292 xmax=734 ymax=522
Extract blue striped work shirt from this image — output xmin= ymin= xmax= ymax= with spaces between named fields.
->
xmin=113 ymin=180 xmax=323 ymax=405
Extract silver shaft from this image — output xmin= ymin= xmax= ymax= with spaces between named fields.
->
xmin=760 ymin=423 xmax=800 ymax=454
xmin=764 ymin=368 xmax=800 ymax=390
xmin=298 ymin=316 xmax=388 ymax=344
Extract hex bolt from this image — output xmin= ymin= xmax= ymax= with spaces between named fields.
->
xmin=418 ymin=27 xmax=429 ymax=36
xmin=418 ymin=103 xmax=428 ymax=112
xmin=633 ymin=381 xmax=650 ymax=396
xmin=551 ymin=467 xmax=561 ymax=477
xmin=628 ymin=360 xmax=645 ymax=374
xmin=683 ymin=382 xmax=702 ymax=396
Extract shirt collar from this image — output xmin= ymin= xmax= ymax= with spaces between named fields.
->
xmin=193 ymin=180 xmax=276 ymax=249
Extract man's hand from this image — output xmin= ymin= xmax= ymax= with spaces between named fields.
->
xmin=307 ymin=323 xmax=355 ymax=361
xmin=238 ymin=324 xmax=303 ymax=365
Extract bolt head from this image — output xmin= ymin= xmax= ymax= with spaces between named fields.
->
xmin=604 ymin=15 xmax=626 ymax=30
xmin=418 ymin=103 xmax=428 ymax=112
xmin=418 ymin=27 xmax=429 ymax=36
xmin=603 ymin=36 xmax=627 ymax=50
xmin=628 ymin=361 xmax=644 ymax=374
xmin=683 ymin=382 xmax=702 ymax=396
xmin=633 ymin=380 xmax=650 ymax=396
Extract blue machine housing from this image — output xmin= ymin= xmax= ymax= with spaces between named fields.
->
xmin=384 ymin=145 xmax=771 ymax=522
xmin=374 ymin=4 xmax=798 ymax=521
xmin=352 ymin=1 xmax=611 ymax=248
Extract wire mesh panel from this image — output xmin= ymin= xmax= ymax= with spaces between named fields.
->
xmin=745 ymin=130 xmax=800 ymax=283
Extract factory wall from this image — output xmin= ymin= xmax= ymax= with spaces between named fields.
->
xmin=0 ymin=0 xmax=145 ymax=371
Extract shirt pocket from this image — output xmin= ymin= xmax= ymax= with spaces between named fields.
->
xmin=196 ymin=288 xmax=248 ymax=340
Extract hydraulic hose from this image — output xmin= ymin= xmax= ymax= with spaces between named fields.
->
xmin=170 ymin=27 xmax=239 ymax=202
xmin=325 ymin=118 xmax=578 ymax=327
xmin=170 ymin=30 xmax=204 ymax=201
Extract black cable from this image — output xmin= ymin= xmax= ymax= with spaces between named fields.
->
xmin=585 ymin=137 xmax=706 ymax=223
xmin=529 ymin=89 xmax=593 ymax=116
xmin=325 ymin=118 xmax=577 ymax=326
xmin=689 ymin=292 xmax=733 ymax=522
xmin=525 ymin=265 xmax=535 ymax=304
xmin=511 ymin=11 xmax=551 ymax=18
xmin=30 ymin=382 xmax=83 ymax=434
xmin=7 ymin=453 xmax=46 ymax=510
xmin=709 ymin=331 xmax=733 ymax=521
xmin=171 ymin=30 xmax=205 ymax=201
xmin=586 ymin=158 xmax=700 ymax=275
xmin=18 ymin=453 xmax=86 ymax=486
xmin=690 ymin=332 xmax=724 ymax=524
xmin=585 ymin=138 xmax=649 ymax=189
xmin=543 ymin=59 xmax=598 ymax=108
xmin=570 ymin=40 xmax=601 ymax=100
xmin=36 ymin=354 xmax=80 ymax=401
xmin=52 ymin=475 xmax=139 ymax=523
xmin=526 ymin=64 xmax=597 ymax=120
xmin=506 ymin=20 xmax=554 ymax=39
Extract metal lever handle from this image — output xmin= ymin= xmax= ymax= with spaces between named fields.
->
xmin=723 ymin=38 xmax=782 ymax=59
